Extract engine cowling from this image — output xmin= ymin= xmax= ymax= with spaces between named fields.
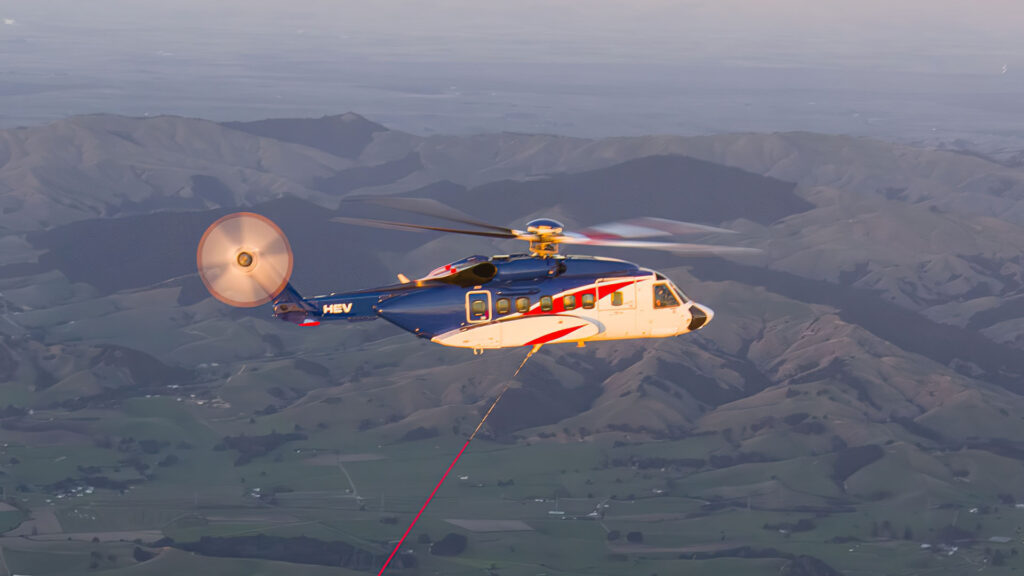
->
xmin=492 ymin=256 xmax=564 ymax=281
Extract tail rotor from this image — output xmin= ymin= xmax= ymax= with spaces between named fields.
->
xmin=196 ymin=212 xmax=293 ymax=307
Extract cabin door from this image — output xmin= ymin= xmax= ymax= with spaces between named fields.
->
xmin=595 ymin=279 xmax=638 ymax=338
xmin=649 ymin=281 xmax=684 ymax=337
xmin=466 ymin=291 xmax=492 ymax=324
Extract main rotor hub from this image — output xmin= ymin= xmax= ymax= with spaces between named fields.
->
xmin=526 ymin=218 xmax=565 ymax=257
xmin=236 ymin=251 xmax=254 ymax=268
xmin=526 ymin=218 xmax=564 ymax=235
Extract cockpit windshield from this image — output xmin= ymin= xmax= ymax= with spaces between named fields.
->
xmin=668 ymin=281 xmax=689 ymax=303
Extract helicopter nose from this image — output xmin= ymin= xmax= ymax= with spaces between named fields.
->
xmin=688 ymin=303 xmax=714 ymax=331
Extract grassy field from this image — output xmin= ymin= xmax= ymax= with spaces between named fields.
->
xmin=5 ymin=413 xmax=1024 ymax=575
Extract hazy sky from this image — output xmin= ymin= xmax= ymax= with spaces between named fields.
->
xmin=2 ymin=1 xmax=1023 ymax=139
xmin=6 ymin=0 xmax=1022 ymax=67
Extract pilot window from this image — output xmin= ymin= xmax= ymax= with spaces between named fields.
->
xmin=515 ymin=297 xmax=530 ymax=313
xmin=495 ymin=298 xmax=510 ymax=315
xmin=540 ymin=296 xmax=553 ymax=311
xmin=611 ymin=291 xmax=623 ymax=306
xmin=563 ymin=294 xmax=576 ymax=310
xmin=581 ymin=293 xmax=595 ymax=309
xmin=653 ymin=283 xmax=680 ymax=309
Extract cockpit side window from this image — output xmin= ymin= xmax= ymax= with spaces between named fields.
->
xmin=653 ymin=282 xmax=680 ymax=309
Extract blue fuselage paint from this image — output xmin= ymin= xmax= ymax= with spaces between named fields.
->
xmin=275 ymin=254 xmax=643 ymax=338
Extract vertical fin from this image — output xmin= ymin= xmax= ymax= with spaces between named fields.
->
xmin=272 ymin=283 xmax=314 ymax=312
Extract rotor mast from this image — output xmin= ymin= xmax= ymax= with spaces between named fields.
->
xmin=528 ymin=239 xmax=559 ymax=257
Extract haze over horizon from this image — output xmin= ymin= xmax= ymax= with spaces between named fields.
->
xmin=2 ymin=1 xmax=1023 ymax=142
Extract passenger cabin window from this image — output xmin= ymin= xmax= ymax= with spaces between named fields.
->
xmin=495 ymin=298 xmax=510 ymax=315
xmin=611 ymin=291 xmax=624 ymax=306
xmin=581 ymin=293 xmax=595 ymax=309
xmin=653 ymin=283 xmax=680 ymax=309
xmin=515 ymin=297 xmax=530 ymax=313
xmin=540 ymin=296 xmax=553 ymax=312
xmin=471 ymin=299 xmax=488 ymax=317
xmin=563 ymin=294 xmax=576 ymax=310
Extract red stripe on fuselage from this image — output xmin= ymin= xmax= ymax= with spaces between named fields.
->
xmin=523 ymin=279 xmax=635 ymax=316
xmin=524 ymin=325 xmax=583 ymax=346
xmin=596 ymin=279 xmax=634 ymax=299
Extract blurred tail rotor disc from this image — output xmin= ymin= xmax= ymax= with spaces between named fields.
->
xmin=196 ymin=212 xmax=293 ymax=308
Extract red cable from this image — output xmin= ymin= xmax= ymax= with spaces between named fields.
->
xmin=376 ymin=384 xmax=511 ymax=575
xmin=376 ymin=437 xmax=472 ymax=575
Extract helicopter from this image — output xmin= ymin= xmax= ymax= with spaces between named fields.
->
xmin=195 ymin=197 xmax=758 ymax=352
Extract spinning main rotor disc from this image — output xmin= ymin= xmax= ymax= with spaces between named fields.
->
xmin=196 ymin=212 xmax=293 ymax=308
xmin=336 ymin=196 xmax=761 ymax=258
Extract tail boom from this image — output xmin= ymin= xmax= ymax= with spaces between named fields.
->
xmin=272 ymin=284 xmax=417 ymax=325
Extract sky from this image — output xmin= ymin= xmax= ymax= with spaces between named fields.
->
xmin=1 ymin=1 xmax=1023 ymax=140
xmin=7 ymin=0 xmax=1019 ymax=64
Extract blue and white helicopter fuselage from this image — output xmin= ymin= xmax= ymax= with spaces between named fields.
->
xmin=273 ymin=253 xmax=713 ymax=350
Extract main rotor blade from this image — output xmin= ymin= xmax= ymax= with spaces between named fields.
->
xmin=558 ymin=235 xmax=761 ymax=256
xmin=346 ymin=196 xmax=514 ymax=234
xmin=332 ymin=216 xmax=520 ymax=239
xmin=576 ymin=217 xmax=737 ymax=240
